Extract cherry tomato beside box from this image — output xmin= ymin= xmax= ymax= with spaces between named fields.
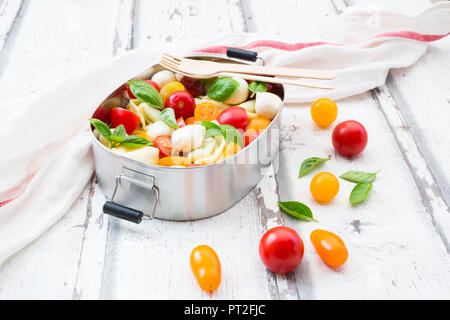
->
xmin=217 ymin=106 xmax=249 ymax=132
xmin=110 ymin=107 xmax=141 ymax=134
xmin=311 ymin=98 xmax=338 ymax=127
xmin=310 ymin=172 xmax=340 ymax=203
xmin=259 ymin=226 xmax=304 ymax=274
xmin=165 ymin=91 xmax=196 ymax=119
xmin=310 ymin=230 xmax=348 ymax=267
xmin=190 ymin=245 xmax=221 ymax=292
xmin=332 ymin=120 xmax=368 ymax=157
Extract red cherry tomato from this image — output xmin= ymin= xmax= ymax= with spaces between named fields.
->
xmin=180 ymin=77 xmax=204 ymax=97
xmin=244 ymin=130 xmax=261 ymax=147
xmin=110 ymin=108 xmax=141 ymax=134
xmin=217 ymin=106 xmax=248 ymax=132
xmin=332 ymin=120 xmax=368 ymax=157
xmin=92 ymin=106 xmax=111 ymax=125
xmin=127 ymin=80 xmax=160 ymax=99
xmin=154 ymin=136 xmax=173 ymax=158
xmin=165 ymin=91 xmax=196 ymax=119
xmin=176 ymin=117 xmax=186 ymax=128
xmin=259 ymin=226 xmax=304 ymax=274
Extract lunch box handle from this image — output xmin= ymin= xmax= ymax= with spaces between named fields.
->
xmin=103 ymin=173 xmax=159 ymax=224
xmin=226 ymin=47 xmax=258 ymax=62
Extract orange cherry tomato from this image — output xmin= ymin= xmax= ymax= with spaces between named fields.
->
xmin=247 ymin=116 xmax=271 ymax=131
xmin=310 ymin=172 xmax=340 ymax=203
xmin=190 ymin=245 xmax=221 ymax=292
xmin=311 ymin=98 xmax=338 ymax=127
xmin=158 ymin=156 xmax=191 ymax=167
xmin=223 ymin=143 xmax=242 ymax=159
xmin=194 ymin=102 xmax=221 ymax=121
xmin=185 ymin=117 xmax=197 ymax=125
xmin=310 ymin=230 xmax=348 ymax=267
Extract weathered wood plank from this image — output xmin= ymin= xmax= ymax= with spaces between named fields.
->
xmin=0 ymin=0 xmax=127 ymax=299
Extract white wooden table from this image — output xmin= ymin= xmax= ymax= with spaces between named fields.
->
xmin=0 ymin=0 xmax=449 ymax=300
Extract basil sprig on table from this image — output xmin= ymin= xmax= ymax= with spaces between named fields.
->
xmin=349 ymin=182 xmax=373 ymax=204
xmin=127 ymin=80 xmax=163 ymax=110
xmin=159 ymin=108 xmax=179 ymax=129
xmin=89 ymin=118 xmax=152 ymax=148
xmin=248 ymin=81 xmax=268 ymax=98
xmin=339 ymin=170 xmax=379 ymax=183
xmin=298 ymin=156 xmax=331 ymax=178
xmin=207 ymin=77 xmax=239 ymax=102
xmin=278 ymin=201 xmax=318 ymax=222
xmin=339 ymin=170 xmax=379 ymax=204
xmin=201 ymin=121 xmax=244 ymax=148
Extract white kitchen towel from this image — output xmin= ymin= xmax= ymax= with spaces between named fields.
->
xmin=0 ymin=2 xmax=449 ymax=265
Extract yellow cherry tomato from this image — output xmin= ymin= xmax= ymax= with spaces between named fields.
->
xmin=160 ymin=81 xmax=185 ymax=105
xmin=190 ymin=245 xmax=221 ymax=292
xmin=311 ymin=98 xmax=337 ymax=127
xmin=310 ymin=230 xmax=348 ymax=267
xmin=248 ymin=116 xmax=271 ymax=131
xmin=310 ymin=172 xmax=339 ymax=202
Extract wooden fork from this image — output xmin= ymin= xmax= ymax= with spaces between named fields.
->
xmin=161 ymin=53 xmax=336 ymax=80
xmin=160 ymin=58 xmax=335 ymax=90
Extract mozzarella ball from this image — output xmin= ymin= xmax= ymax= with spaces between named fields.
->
xmin=112 ymin=146 xmax=159 ymax=165
xmin=151 ymin=70 xmax=176 ymax=88
xmin=172 ymin=125 xmax=206 ymax=153
xmin=224 ymin=77 xmax=249 ymax=105
xmin=255 ymin=92 xmax=283 ymax=120
xmin=146 ymin=120 xmax=173 ymax=142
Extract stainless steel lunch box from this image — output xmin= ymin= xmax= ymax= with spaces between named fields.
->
xmin=92 ymin=49 xmax=284 ymax=223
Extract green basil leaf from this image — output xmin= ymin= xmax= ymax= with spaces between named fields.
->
xmin=220 ymin=124 xmax=244 ymax=148
xmin=201 ymin=121 xmax=223 ymax=138
xmin=109 ymin=135 xmax=125 ymax=143
xmin=207 ymin=77 xmax=239 ymax=102
xmin=112 ymin=125 xmax=127 ymax=139
xmin=340 ymin=171 xmax=379 ymax=183
xmin=278 ymin=201 xmax=318 ymax=222
xmin=349 ymin=182 xmax=373 ymax=204
xmin=128 ymin=80 xmax=163 ymax=110
xmin=122 ymin=135 xmax=152 ymax=145
xmin=159 ymin=108 xmax=179 ymax=129
xmin=249 ymin=81 xmax=268 ymax=98
xmin=298 ymin=156 xmax=331 ymax=178
xmin=89 ymin=118 xmax=112 ymax=140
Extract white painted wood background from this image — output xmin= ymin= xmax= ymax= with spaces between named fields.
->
xmin=0 ymin=0 xmax=449 ymax=299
